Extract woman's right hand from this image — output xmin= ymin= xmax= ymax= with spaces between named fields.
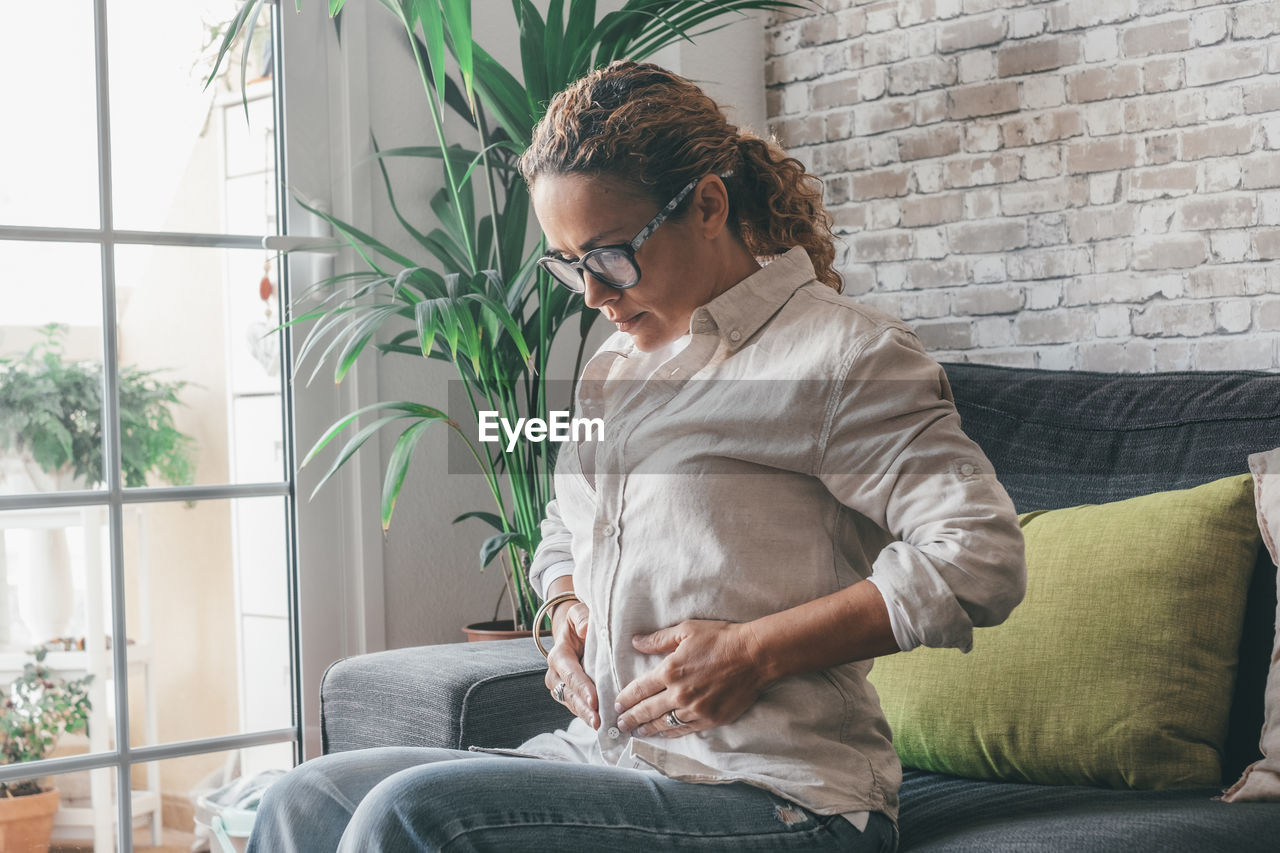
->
xmin=545 ymin=596 xmax=600 ymax=729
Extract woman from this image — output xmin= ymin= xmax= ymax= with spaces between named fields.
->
xmin=248 ymin=61 xmax=1025 ymax=852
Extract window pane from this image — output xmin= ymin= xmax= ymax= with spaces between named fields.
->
xmin=134 ymin=743 xmax=293 ymax=850
xmin=0 ymin=4 xmax=99 ymax=229
xmin=0 ymin=241 xmax=105 ymax=495
xmin=128 ymin=497 xmax=291 ymax=747
xmin=108 ymin=0 xmax=276 ymax=235
xmin=114 ymin=245 xmax=285 ymax=487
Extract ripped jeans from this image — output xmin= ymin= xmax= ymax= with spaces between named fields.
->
xmin=246 ymin=747 xmax=897 ymax=852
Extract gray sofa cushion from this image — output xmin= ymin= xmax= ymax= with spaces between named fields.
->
xmin=321 ymin=640 xmax=571 ymax=754
xmin=899 ymin=769 xmax=1277 ymax=852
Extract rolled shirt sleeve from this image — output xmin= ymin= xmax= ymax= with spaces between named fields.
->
xmin=528 ymin=498 xmax=576 ymax=601
xmin=817 ymin=326 xmax=1027 ymax=652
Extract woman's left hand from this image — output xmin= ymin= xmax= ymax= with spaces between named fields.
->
xmin=614 ymin=619 xmax=771 ymax=738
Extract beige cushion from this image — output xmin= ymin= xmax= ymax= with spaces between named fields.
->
xmin=1223 ymin=448 xmax=1280 ymax=802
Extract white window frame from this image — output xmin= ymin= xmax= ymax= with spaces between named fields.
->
xmin=0 ymin=1 xmax=386 ymax=848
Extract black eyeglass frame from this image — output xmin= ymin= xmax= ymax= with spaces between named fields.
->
xmin=537 ymin=171 xmax=733 ymax=294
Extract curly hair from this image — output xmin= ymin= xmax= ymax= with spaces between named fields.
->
xmin=519 ymin=61 xmax=841 ymax=291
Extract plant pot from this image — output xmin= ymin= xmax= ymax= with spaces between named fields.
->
xmin=462 ymin=620 xmax=532 ymax=642
xmin=0 ymin=787 xmax=59 ymax=853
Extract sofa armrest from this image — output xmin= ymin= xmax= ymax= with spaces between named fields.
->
xmin=320 ymin=639 xmax=574 ymax=754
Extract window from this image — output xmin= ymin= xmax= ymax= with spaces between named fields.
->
xmin=0 ymin=2 xmax=299 ymax=848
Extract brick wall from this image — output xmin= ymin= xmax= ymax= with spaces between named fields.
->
xmin=765 ymin=0 xmax=1280 ymax=370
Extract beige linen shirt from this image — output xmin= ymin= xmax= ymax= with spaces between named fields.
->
xmin=519 ymin=246 xmax=1027 ymax=821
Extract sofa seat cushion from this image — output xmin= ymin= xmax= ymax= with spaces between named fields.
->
xmin=899 ymin=769 xmax=1280 ymax=852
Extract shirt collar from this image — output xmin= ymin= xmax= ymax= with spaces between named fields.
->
xmin=691 ymin=246 xmax=817 ymax=352
xmin=593 ymin=246 xmax=819 ymax=361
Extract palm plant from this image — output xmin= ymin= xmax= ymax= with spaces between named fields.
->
xmin=214 ymin=0 xmax=804 ymax=628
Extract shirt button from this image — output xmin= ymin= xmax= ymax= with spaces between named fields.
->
xmin=599 ymin=627 xmax=609 ymax=642
xmin=728 ymin=329 xmax=742 ymax=342
xmin=959 ymin=463 xmax=976 ymax=476
xmin=601 ymin=524 xmax=616 ymax=537
xmin=607 ymin=726 xmax=621 ymax=739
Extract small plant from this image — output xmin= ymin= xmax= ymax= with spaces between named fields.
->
xmin=0 ymin=324 xmax=197 ymax=488
xmin=0 ymin=646 xmax=94 ymax=798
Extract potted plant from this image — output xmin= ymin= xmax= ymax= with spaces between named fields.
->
xmin=0 ymin=324 xmax=197 ymax=642
xmin=212 ymin=0 xmax=802 ymax=632
xmin=0 ymin=323 xmax=197 ymax=493
xmin=0 ymin=646 xmax=94 ymax=853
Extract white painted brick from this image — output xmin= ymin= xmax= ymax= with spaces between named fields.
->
xmin=840 ymin=263 xmax=877 ymax=296
xmin=917 ymin=227 xmax=951 ymax=258
xmin=1188 ymin=264 xmax=1269 ymax=297
xmin=916 ymin=90 xmax=950 ymax=125
xmin=971 ymin=256 xmax=1007 ymax=282
xmin=1191 ymin=9 xmax=1229 ymax=46
xmin=1037 ymin=345 xmax=1078 ymax=370
xmin=1210 ymin=231 xmax=1254 ymax=263
xmin=1028 ymin=213 xmax=1069 ymax=247
xmin=938 ymin=0 xmax=964 ymax=20
xmin=1064 ymin=272 xmax=1182 ymax=305
xmin=1261 ymin=297 xmax=1280 ymax=329
xmin=1096 ymin=304 xmax=1132 ymax=336
xmin=1195 ymin=335 xmax=1275 ymax=369
xmin=867 ymin=200 xmax=903 ymax=229
xmin=1085 ymin=101 xmax=1126 ymax=136
xmin=975 ymin=349 xmax=1040 ymax=367
xmin=964 ymin=189 xmax=1001 ymax=219
xmin=958 ymin=51 xmax=997 ymax=83
xmin=1216 ymin=299 xmax=1254 ymax=332
xmin=1079 ymin=341 xmax=1155 ymax=372
xmin=1259 ymin=190 xmax=1280 ymax=225
xmin=1272 ymin=42 xmax=1280 ymax=73
xmin=877 ymin=263 xmax=909 ymax=290
xmin=1024 ymin=280 xmax=1064 ymax=309
xmin=860 ymin=67 xmax=889 ymax=100
xmin=916 ymin=162 xmax=946 ymax=194
xmin=1010 ymin=9 xmax=1047 ymax=39
xmin=1263 ymin=116 xmax=1280 ymax=149
xmin=1009 ymin=246 xmax=1092 ymax=279
xmin=1015 ymin=308 xmax=1094 ymax=345
xmin=908 ymin=26 xmax=937 ymax=58
xmin=1132 ymin=301 xmax=1216 ymax=336
xmin=1084 ymin=27 xmax=1120 ymax=63
xmin=869 ymin=137 xmax=899 ymax=166
xmin=1022 ymin=76 xmax=1067 ymax=109
xmin=965 ymin=123 xmax=1003 ymax=152
xmin=1089 ymin=172 xmax=1124 ymax=204
xmin=1138 ymin=201 xmax=1178 ymax=234
xmin=1205 ymin=87 xmax=1244 ymax=121
xmin=1203 ymin=160 xmax=1244 ymax=192
xmin=1152 ymin=339 xmax=1196 ymax=371
xmin=1022 ymin=145 xmax=1065 ymax=180
xmin=973 ymin=316 xmax=1015 ymax=346
xmin=866 ymin=3 xmax=898 ymax=33
xmin=836 ymin=8 xmax=869 ymax=40
xmin=1094 ymin=240 xmax=1130 ymax=272
xmin=952 ymin=285 xmax=1024 ymax=314
xmin=783 ymin=86 xmax=809 ymax=115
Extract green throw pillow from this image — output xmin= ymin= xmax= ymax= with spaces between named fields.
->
xmin=868 ymin=473 xmax=1261 ymax=789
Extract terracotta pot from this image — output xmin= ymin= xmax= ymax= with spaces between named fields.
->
xmin=0 ymin=787 xmax=59 ymax=853
xmin=462 ymin=620 xmax=533 ymax=642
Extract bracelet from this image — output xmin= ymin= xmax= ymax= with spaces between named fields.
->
xmin=532 ymin=592 xmax=580 ymax=660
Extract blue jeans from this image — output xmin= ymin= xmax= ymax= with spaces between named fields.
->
xmin=247 ymin=747 xmax=897 ymax=852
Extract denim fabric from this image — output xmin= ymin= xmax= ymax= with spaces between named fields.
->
xmin=247 ymin=747 xmax=896 ymax=853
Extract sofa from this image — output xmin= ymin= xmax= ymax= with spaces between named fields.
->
xmin=320 ymin=363 xmax=1280 ymax=851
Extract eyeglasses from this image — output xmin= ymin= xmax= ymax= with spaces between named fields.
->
xmin=538 ymin=172 xmax=732 ymax=293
